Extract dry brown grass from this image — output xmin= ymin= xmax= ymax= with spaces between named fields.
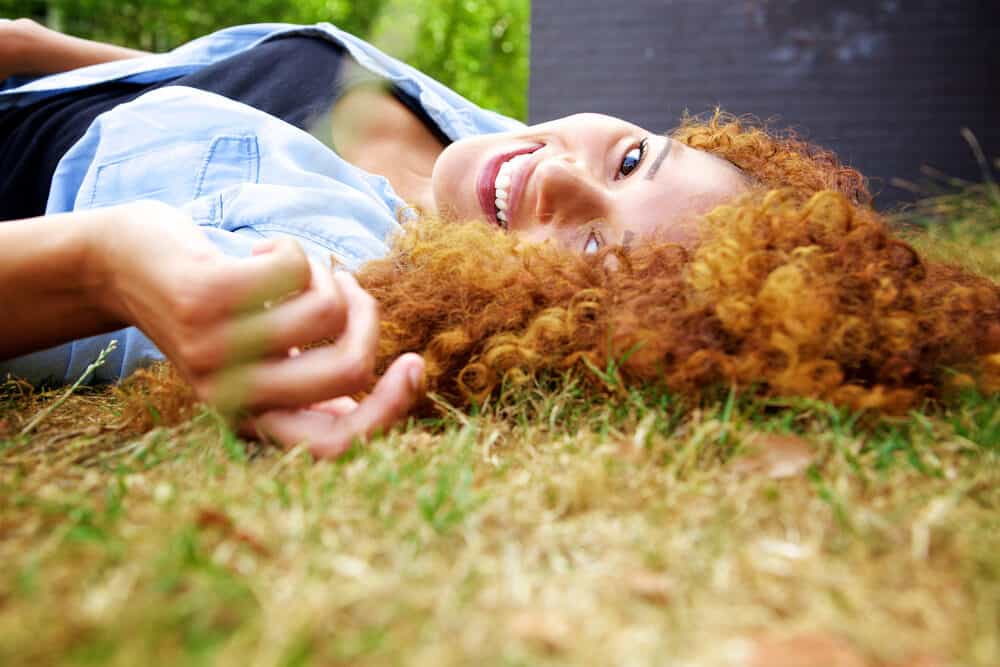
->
xmin=2 ymin=376 xmax=999 ymax=666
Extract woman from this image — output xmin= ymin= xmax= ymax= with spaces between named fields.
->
xmin=0 ymin=19 xmax=747 ymax=447
xmin=2 ymin=19 xmax=996 ymax=455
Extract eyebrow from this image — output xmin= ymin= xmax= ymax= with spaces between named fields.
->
xmin=644 ymin=137 xmax=672 ymax=180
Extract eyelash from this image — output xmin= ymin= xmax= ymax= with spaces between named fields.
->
xmin=617 ymin=137 xmax=649 ymax=179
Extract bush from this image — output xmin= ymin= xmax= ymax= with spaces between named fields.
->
xmin=1 ymin=0 xmax=529 ymax=119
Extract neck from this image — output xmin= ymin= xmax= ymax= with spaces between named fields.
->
xmin=330 ymin=85 xmax=444 ymax=215
xmin=364 ymin=141 xmax=438 ymax=214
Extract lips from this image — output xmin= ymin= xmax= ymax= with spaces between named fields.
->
xmin=477 ymin=144 xmax=543 ymax=229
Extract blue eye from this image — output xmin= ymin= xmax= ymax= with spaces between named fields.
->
xmin=618 ymin=138 xmax=648 ymax=178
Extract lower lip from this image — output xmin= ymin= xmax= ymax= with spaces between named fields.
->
xmin=477 ymin=145 xmax=542 ymax=228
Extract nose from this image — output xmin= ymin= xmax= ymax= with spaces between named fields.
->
xmin=533 ymin=156 xmax=607 ymax=225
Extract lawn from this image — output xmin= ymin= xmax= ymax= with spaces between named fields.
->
xmin=2 ymin=184 xmax=999 ymax=667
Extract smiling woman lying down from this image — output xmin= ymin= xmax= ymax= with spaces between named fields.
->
xmin=4 ymin=19 xmax=996 ymax=458
xmin=142 ymin=112 xmax=1000 ymax=436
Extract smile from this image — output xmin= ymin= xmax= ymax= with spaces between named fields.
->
xmin=477 ymin=144 xmax=543 ymax=230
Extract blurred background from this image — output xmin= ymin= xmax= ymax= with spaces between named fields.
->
xmin=0 ymin=0 xmax=530 ymax=120
xmin=3 ymin=0 xmax=997 ymax=208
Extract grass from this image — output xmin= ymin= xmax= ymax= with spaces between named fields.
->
xmin=2 ymin=183 xmax=1000 ymax=666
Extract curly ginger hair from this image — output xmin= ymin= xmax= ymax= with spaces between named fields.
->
xmin=356 ymin=112 xmax=1000 ymax=413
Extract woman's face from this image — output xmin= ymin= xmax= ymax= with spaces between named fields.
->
xmin=431 ymin=113 xmax=748 ymax=252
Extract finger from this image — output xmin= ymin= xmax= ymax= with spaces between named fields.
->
xmin=248 ymin=353 xmax=424 ymax=458
xmin=202 ymin=272 xmax=381 ymax=410
xmin=183 ymin=260 xmax=346 ymax=374
xmin=208 ymin=238 xmax=312 ymax=316
xmin=315 ymin=353 xmax=424 ymax=457
xmin=234 ymin=259 xmax=347 ymax=356
xmin=309 ymin=396 xmax=359 ymax=417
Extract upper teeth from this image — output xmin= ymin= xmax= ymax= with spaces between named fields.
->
xmin=494 ymin=152 xmax=533 ymax=228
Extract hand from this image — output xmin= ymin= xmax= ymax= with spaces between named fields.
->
xmin=89 ymin=201 xmax=328 ymax=404
xmin=241 ymin=270 xmax=425 ymax=458
xmin=90 ymin=201 xmax=422 ymax=420
xmin=2 ymin=200 xmax=423 ymax=451
xmin=244 ymin=352 xmax=425 ymax=459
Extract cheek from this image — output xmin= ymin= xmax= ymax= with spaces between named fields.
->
xmin=654 ymin=212 xmax=702 ymax=246
xmin=434 ymin=137 xmax=479 ymax=186
xmin=430 ymin=141 xmax=466 ymax=208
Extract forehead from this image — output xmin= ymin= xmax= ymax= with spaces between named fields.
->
xmin=618 ymin=139 xmax=749 ymax=244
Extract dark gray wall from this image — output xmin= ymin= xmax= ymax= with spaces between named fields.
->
xmin=530 ymin=0 xmax=999 ymax=207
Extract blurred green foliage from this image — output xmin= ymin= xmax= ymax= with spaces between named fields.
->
xmin=1 ymin=0 xmax=529 ymax=119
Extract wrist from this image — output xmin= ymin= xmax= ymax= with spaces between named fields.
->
xmin=77 ymin=204 xmax=135 ymax=325
xmin=0 ymin=206 xmax=126 ymax=358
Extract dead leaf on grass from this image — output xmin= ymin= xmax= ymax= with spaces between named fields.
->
xmin=508 ymin=610 xmax=571 ymax=654
xmin=748 ymin=633 xmax=868 ymax=667
xmin=624 ymin=568 xmax=675 ymax=605
xmin=732 ymin=432 xmax=815 ymax=479
xmin=884 ymin=656 xmax=950 ymax=667
xmin=195 ymin=508 xmax=271 ymax=557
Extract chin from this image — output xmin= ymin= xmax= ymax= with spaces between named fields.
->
xmin=430 ymin=149 xmax=479 ymax=224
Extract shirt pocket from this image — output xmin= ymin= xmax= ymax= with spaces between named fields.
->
xmin=88 ymin=134 xmax=260 ymax=209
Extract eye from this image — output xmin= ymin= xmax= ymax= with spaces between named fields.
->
xmin=618 ymin=137 xmax=648 ymax=178
xmin=583 ymin=230 xmax=603 ymax=255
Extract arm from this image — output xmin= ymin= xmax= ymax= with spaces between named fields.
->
xmin=1 ymin=202 xmax=423 ymax=456
xmin=0 ymin=18 xmax=149 ymax=80
xmin=0 ymin=206 xmax=124 ymax=357
xmin=0 ymin=201 xmax=318 ymax=364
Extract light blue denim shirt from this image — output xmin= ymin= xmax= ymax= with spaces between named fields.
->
xmin=0 ymin=22 xmax=522 ymax=385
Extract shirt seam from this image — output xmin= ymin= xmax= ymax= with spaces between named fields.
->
xmin=251 ymin=222 xmax=356 ymax=265
xmin=194 ymin=134 xmax=261 ymax=198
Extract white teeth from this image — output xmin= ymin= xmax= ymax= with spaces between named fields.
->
xmin=492 ymin=151 xmax=535 ymax=226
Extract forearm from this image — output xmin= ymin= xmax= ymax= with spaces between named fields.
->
xmin=0 ymin=209 xmax=124 ymax=359
xmin=0 ymin=19 xmax=149 ymax=80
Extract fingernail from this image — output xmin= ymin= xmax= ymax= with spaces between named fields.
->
xmin=408 ymin=364 xmax=424 ymax=393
